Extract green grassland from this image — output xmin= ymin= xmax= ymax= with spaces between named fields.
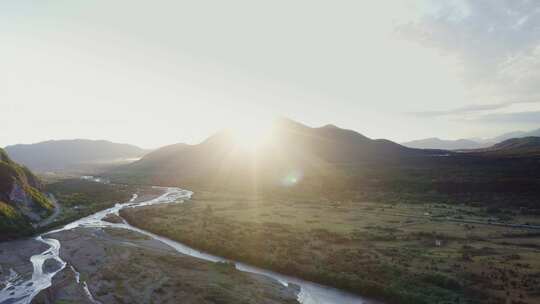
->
xmin=122 ymin=191 xmax=540 ymax=304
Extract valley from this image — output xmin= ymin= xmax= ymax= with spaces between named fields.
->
xmin=4 ymin=2 xmax=540 ymax=303
xmin=1 ymin=187 xmax=385 ymax=304
xmin=1 ymin=120 xmax=540 ymax=304
xmin=121 ymin=190 xmax=540 ymax=304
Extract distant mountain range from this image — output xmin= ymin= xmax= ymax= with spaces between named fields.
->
xmin=402 ymin=128 xmax=540 ymax=150
xmin=108 ymin=118 xmax=443 ymax=188
xmin=401 ymin=138 xmax=488 ymax=150
xmin=468 ymin=137 xmax=540 ymax=157
xmin=5 ymin=139 xmax=148 ymax=174
xmin=0 ymin=148 xmax=52 ymax=239
xmin=6 ymin=126 xmax=538 ymax=177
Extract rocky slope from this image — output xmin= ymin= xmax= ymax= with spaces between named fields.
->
xmin=0 ymin=148 xmax=53 ymax=240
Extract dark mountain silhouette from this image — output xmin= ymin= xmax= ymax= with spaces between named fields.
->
xmin=0 ymin=148 xmax=52 ymax=239
xmin=104 ymin=119 xmax=540 ymax=210
xmin=5 ymin=139 xmax=148 ymax=173
xmin=109 ymin=118 xmax=443 ymax=188
xmin=492 ymin=128 xmax=540 ymax=142
xmin=402 ymin=127 xmax=540 ymax=150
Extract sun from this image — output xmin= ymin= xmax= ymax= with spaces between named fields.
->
xmin=229 ymin=116 xmax=274 ymax=150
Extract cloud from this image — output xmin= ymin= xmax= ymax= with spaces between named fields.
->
xmin=399 ymin=0 xmax=540 ymax=116
xmin=497 ymin=45 xmax=540 ymax=97
xmin=411 ymin=103 xmax=511 ymax=117
xmin=476 ymin=111 xmax=540 ymax=123
xmin=400 ymin=1 xmax=540 ymax=64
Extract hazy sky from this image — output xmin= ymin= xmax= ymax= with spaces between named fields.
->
xmin=1 ymin=0 xmax=539 ymax=148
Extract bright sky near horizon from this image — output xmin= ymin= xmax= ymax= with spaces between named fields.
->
xmin=1 ymin=0 xmax=539 ymax=148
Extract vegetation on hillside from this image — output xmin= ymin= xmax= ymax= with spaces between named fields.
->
xmin=0 ymin=148 xmax=53 ymax=240
xmin=0 ymin=201 xmax=34 ymax=237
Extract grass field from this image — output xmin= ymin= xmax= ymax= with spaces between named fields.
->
xmin=122 ymin=191 xmax=540 ymax=304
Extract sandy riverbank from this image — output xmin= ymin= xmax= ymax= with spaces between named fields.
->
xmin=0 ymin=239 xmax=48 ymax=291
xmin=31 ymin=226 xmax=299 ymax=304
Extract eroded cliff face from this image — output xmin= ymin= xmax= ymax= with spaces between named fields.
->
xmin=9 ymin=182 xmax=45 ymax=222
xmin=0 ymin=148 xmax=52 ymax=240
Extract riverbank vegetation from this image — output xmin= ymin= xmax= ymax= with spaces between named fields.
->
xmin=0 ymin=178 xmax=160 ymax=241
xmin=42 ymin=179 xmax=161 ymax=231
xmin=122 ymin=191 xmax=540 ymax=304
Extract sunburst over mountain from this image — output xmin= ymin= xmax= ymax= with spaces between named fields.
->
xmin=2 ymin=1 xmax=540 ymax=304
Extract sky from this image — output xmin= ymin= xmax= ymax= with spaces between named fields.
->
xmin=1 ymin=0 xmax=539 ymax=148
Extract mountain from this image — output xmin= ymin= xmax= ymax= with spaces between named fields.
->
xmin=472 ymin=137 xmax=540 ymax=157
xmin=401 ymin=137 xmax=489 ymax=150
xmin=0 ymin=148 xmax=53 ymax=239
xmin=271 ymin=119 xmax=438 ymax=161
xmin=492 ymin=128 xmax=540 ymax=143
xmin=108 ymin=118 xmax=442 ymax=189
xmin=5 ymin=139 xmax=148 ymax=173
xmin=402 ymin=127 xmax=540 ymax=150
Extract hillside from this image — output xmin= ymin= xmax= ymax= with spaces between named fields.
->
xmin=402 ymin=127 xmax=540 ymax=150
xmin=109 ymin=118 xmax=443 ymax=190
xmin=5 ymin=139 xmax=148 ymax=173
xmin=272 ymin=119 xmax=436 ymax=161
xmin=472 ymin=137 xmax=540 ymax=157
xmin=0 ymin=149 xmax=53 ymax=240
xmin=493 ymin=128 xmax=540 ymax=142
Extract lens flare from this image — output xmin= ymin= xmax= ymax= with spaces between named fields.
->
xmin=281 ymin=170 xmax=303 ymax=187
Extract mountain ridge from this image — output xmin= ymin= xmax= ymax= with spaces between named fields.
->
xmin=108 ymin=118 xmax=444 ymax=189
xmin=5 ymin=139 xmax=148 ymax=173
xmin=402 ymin=137 xmax=489 ymax=150
xmin=402 ymin=127 xmax=540 ymax=150
xmin=467 ymin=136 xmax=540 ymax=157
